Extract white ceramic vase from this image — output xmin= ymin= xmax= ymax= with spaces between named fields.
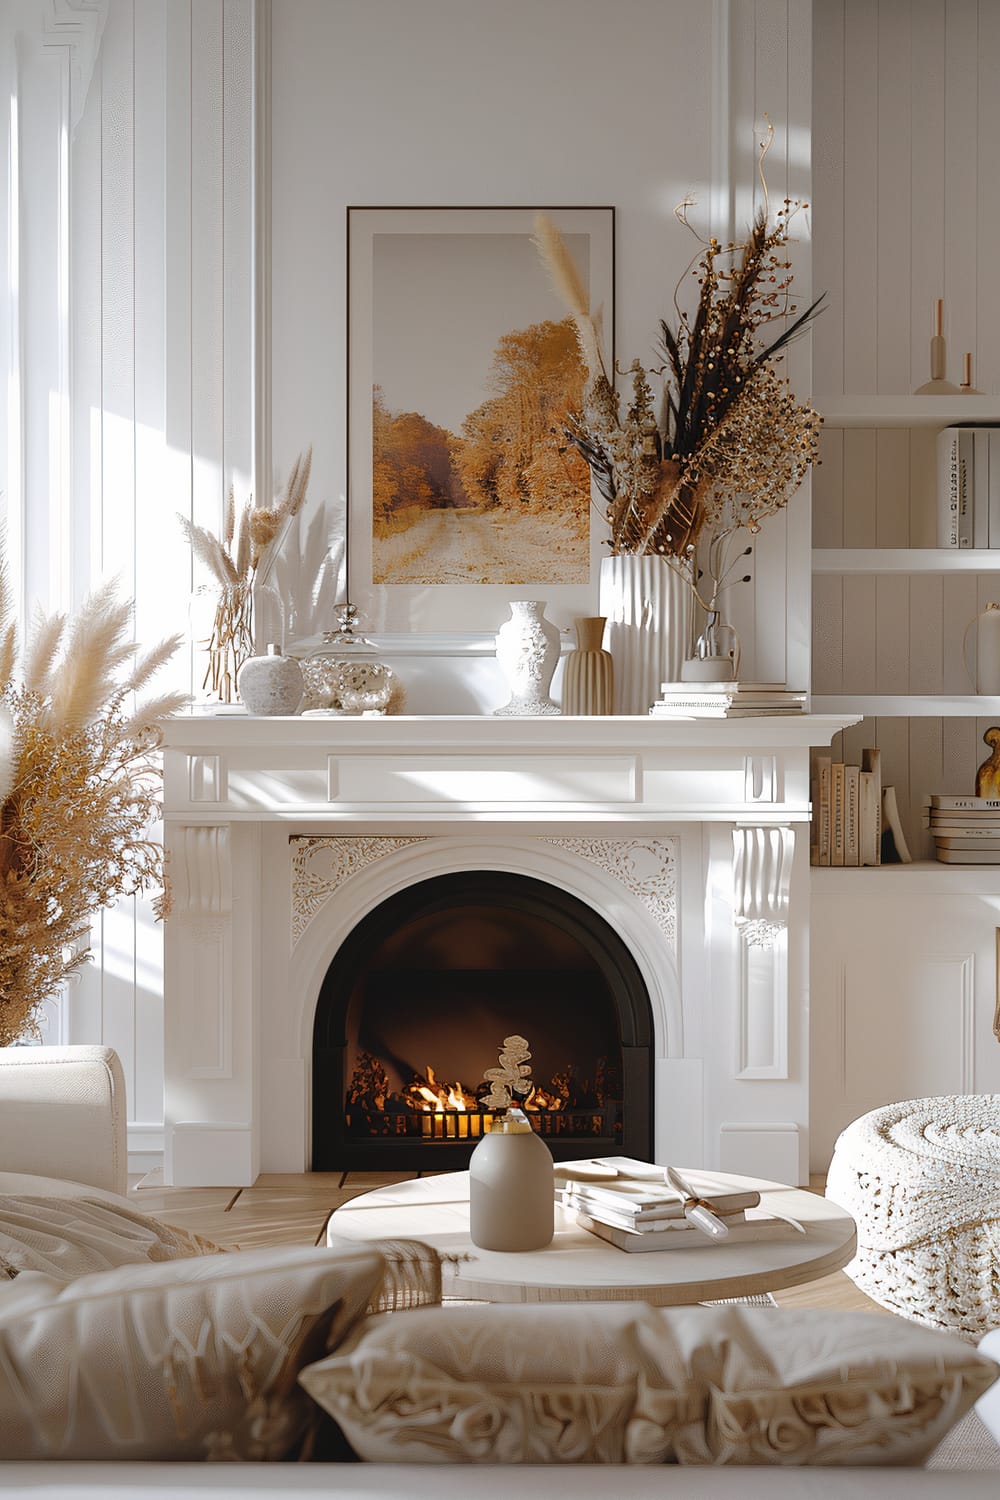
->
xmin=493 ymin=600 xmax=561 ymax=716
xmin=236 ymin=644 xmax=304 ymax=715
xmin=468 ymin=1108 xmax=555 ymax=1252
xmin=599 ymin=555 xmax=693 ymax=714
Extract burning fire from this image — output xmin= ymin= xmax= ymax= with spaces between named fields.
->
xmin=404 ymin=1066 xmax=478 ymax=1113
xmin=403 ymin=1065 xmax=565 ymax=1114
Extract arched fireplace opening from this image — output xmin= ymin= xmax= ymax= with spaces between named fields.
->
xmin=312 ymin=870 xmax=654 ymax=1171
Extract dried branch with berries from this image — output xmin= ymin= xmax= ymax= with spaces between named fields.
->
xmin=534 ymin=123 xmax=823 ymax=579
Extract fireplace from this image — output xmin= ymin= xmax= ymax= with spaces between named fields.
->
xmin=159 ymin=714 xmax=853 ymax=1187
xmin=311 ymin=870 xmax=653 ymax=1170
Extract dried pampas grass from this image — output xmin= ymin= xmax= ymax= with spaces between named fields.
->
xmin=0 ymin=556 xmax=185 ymax=1046
xmin=179 ymin=446 xmax=313 ymax=701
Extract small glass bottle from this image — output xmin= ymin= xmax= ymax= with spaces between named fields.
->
xmin=468 ymin=1106 xmax=554 ymax=1251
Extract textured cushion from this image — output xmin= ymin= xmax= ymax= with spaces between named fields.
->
xmin=0 ymin=1194 xmax=221 ymax=1281
xmin=299 ymin=1303 xmax=1000 ymax=1466
xmin=0 ymin=1242 xmax=386 ymax=1460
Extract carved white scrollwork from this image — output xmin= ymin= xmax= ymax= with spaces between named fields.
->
xmin=542 ymin=837 xmax=678 ymax=951
xmin=732 ymin=825 xmax=794 ymax=948
xmin=289 ymin=836 xmax=429 ymax=946
xmin=173 ymin=826 xmax=233 ymax=918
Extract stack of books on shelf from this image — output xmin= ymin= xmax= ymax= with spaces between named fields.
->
xmin=649 ymin=683 xmax=806 ymax=719
xmin=810 ymin=747 xmax=911 ymax=865
xmin=937 ymin=425 xmax=1000 ymax=548
xmin=928 ymin=795 xmax=1000 ymax=863
xmin=553 ymin=1157 xmax=793 ymax=1253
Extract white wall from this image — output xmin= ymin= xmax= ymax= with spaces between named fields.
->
xmin=268 ymin=0 xmax=814 ymax=684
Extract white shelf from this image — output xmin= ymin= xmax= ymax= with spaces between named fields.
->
xmin=812 ymin=548 xmax=1000 ymax=573
xmin=811 ymin=695 xmax=1000 ymax=717
xmin=817 ymin=394 xmax=1000 ymax=427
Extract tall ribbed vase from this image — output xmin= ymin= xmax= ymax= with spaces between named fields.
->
xmin=598 ymin=555 xmax=693 ymax=715
xmin=562 ymin=617 xmax=613 ymax=715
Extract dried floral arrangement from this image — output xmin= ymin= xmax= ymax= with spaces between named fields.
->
xmin=178 ymin=447 xmax=313 ymax=702
xmin=534 ymin=124 xmax=823 ymax=577
xmin=0 ymin=562 xmax=187 ymax=1046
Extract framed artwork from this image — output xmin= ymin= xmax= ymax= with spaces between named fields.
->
xmin=346 ymin=205 xmax=615 ymax=633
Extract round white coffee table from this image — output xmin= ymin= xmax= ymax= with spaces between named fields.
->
xmin=327 ymin=1167 xmax=856 ymax=1305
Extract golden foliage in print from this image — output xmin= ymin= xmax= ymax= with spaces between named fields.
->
xmin=371 ymin=319 xmax=589 ymax=586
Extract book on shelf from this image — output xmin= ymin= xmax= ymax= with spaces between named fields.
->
xmin=811 ymin=754 xmax=832 ymax=866
xmin=929 ymin=819 xmax=1000 ymax=835
xmin=831 ymin=762 xmax=846 ymax=866
xmin=881 ymin=785 xmax=912 ymax=863
xmin=933 ymin=835 xmax=1000 ymax=850
xmin=575 ymin=1210 xmax=800 ymax=1253
xmin=929 ymin=795 xmax=1000 ymax=811
xmin=844 ymin=763 xmax=861 ymax=866
xmin=935 ymin=845 xmax=1000 ymax=864
xmin=936 ymin=425 xmax=1000 ymax=549
xmin=975 ymin=429 xmax=991 ymax=548
xmin=958 ymin=429 xmax=975 ymax=547
xmin=859 ymin=749 xmax=881 ymax=867
xmin=937 ymin=427 xmax=961 ymax=547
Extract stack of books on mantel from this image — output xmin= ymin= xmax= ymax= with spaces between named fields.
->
xmin=929 ymin=795 xmax=1000 ymax=863
xmin=553 ymin=1157 xmax=795 ymax=1253
xmin=649 ymin=683 xmax=807 ymax=719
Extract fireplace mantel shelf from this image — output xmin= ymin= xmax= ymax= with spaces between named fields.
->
xmin=160 ymin=712 xmax=858 ymax=827
xmin=167 ymin=711 xmax=858 ymax=750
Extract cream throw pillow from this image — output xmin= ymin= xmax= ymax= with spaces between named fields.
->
xmin=0 ymin=1242 xmax=385 ymax=1460
xmin=299 ymin=1302 xmax=1000 ymax=1466
xmin=0 ymin=1193 xmax=221 ymax=1281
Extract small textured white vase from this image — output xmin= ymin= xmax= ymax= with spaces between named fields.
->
xmin=493 ymin=600 xmax=560 ymax=716
xmin=599 ymin=555 xmax=693 ymax=714
xmin=236 ymin=644 xmax=304 ymax=715
xmin=468 ymin=1108 xmax=555 ymax=1252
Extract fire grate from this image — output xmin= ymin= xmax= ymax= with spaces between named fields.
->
xmin=345 ymin=1104 xmax=621 ymax=1141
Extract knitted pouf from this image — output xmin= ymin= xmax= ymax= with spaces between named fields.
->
xmin=826 ymin=1094 xmax=1000 ymax=1341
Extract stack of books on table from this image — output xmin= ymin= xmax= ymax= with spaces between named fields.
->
xmin=929 ymin=795 xmax=1000 ymax=863
xmin=553 ymin=1157 xmax=794 ymax=1253
xmin=649 ymin=683 xmax=806 ymax=719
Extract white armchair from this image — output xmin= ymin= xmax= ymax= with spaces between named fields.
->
xmin=0 ymin=1044 xmax=128 ymax=1196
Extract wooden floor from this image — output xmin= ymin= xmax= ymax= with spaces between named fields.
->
xmin=129 ymin=1169 xmax=887 ymax=1317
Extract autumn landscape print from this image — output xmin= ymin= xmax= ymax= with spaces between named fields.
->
xmin=368 ymin=224 xmax=597 ymax=587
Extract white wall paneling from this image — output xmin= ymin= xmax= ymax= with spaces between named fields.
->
xmin=1 ymin=0 xmax=255 ymax=1161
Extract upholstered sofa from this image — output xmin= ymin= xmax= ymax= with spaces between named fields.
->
xmin=2 ymin=1045 xmax=1000 ymax=1498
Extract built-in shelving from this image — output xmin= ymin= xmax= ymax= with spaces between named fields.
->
xmin=811 ymin=695 xmax=1000 ymax=717
xmin=812 ymin=548 xmax=1000 ymax=574
xmin=817 ymin=395 xmax=1000 ymax=428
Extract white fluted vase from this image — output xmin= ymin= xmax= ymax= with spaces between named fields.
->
xmin=599 ymin=555 xmax=693 ymax=715
xmin=493 ymin=600 xmax=561 ymax=716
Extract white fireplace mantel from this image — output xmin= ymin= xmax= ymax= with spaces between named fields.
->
xmin=160 ymin=713 xmax=858 ymax=1187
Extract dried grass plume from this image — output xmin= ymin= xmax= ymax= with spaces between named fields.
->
xmin=0 ymin=558 xmax=186 ymax=1046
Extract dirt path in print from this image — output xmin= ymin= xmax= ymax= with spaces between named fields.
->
xmin=373 ymin=507 xmax=588 ymax=585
